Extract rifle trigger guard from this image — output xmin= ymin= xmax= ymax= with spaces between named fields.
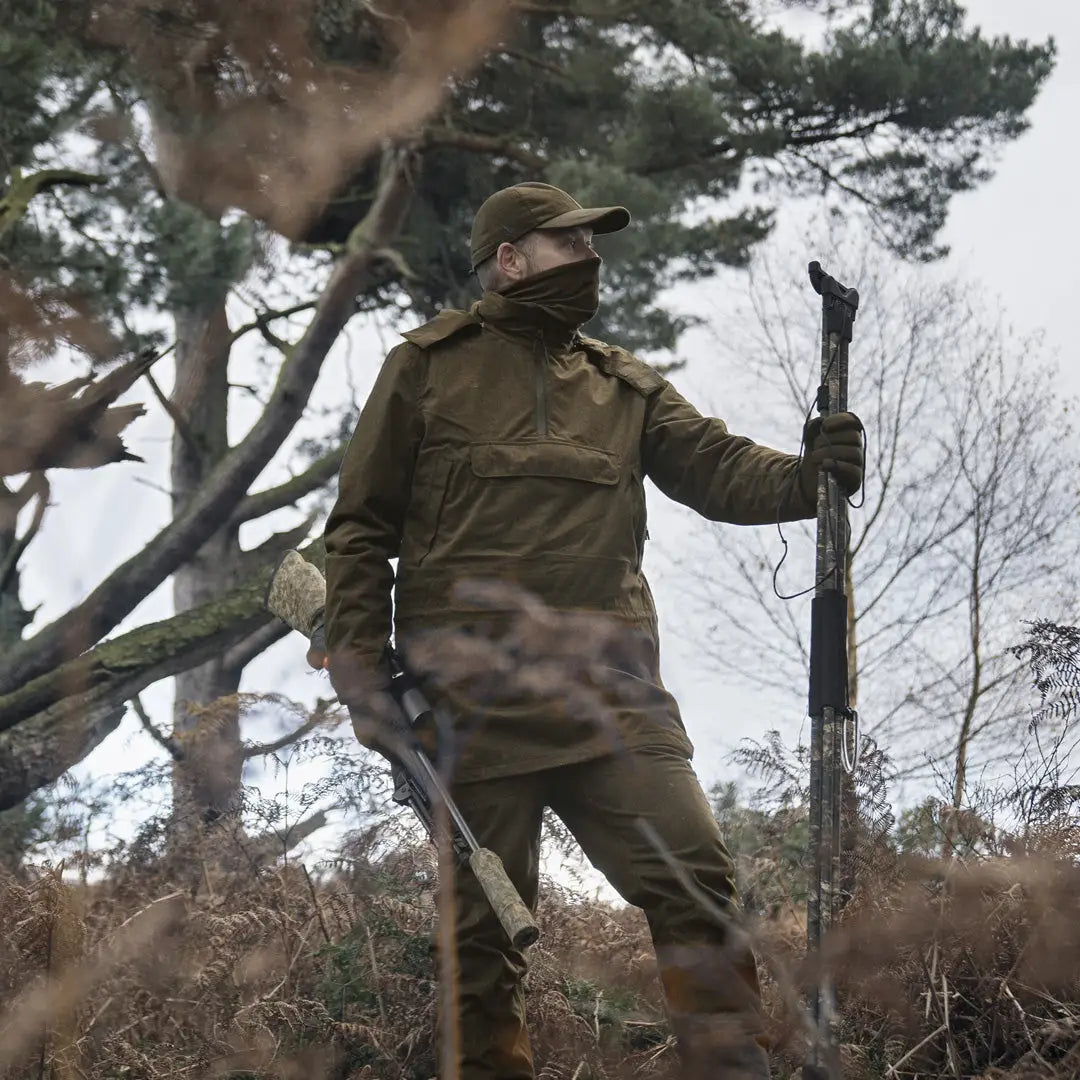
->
xmin=840 ymin=708 xmax=861 ymax=775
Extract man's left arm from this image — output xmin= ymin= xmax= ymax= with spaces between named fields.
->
xmin=641 ymin=378 xmax=862 ymax=525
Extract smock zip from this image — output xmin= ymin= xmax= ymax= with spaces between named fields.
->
xmin=632 ymin=466 xmax=646 ymax=571
xmin=533 ymin=336 xmax=549 ymax=436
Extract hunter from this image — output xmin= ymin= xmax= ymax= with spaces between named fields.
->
xmin=323 ymin=182 xmax=864 ymax=1079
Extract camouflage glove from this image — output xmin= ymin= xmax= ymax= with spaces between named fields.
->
xmin=799 ymin=411 xmax=864 ymax=501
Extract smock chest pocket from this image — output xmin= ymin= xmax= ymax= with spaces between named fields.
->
xmin=470 ymin=441 xmax=619 ymax=484
xmin=465 ymin=440 xmax=622 ymax=556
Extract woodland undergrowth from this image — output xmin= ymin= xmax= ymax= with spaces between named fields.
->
xmin=1 ymin=726 xmax=1078 ymax=1080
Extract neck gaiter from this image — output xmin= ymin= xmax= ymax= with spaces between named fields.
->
xmin=499 ymin=256 xmax=601 ymax=329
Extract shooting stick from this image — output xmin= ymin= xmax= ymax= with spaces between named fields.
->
xmin=804 ymin=261 xmax=860 ymax=1080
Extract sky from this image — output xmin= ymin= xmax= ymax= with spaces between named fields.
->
xmin=650 ymin=0 xmax=1080 ymax=788
xmin=13 ymin=0 xmax=1080 ymax=865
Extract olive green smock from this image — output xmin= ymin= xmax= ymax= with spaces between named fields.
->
xmin=323 ymin=290 xmax=815 ymax=782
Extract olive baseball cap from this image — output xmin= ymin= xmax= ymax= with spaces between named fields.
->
xmin=470 ymin=182 xmax=630 ymax=269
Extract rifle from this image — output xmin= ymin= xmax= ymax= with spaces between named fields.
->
xmin=803 ymin=262 xmax=861 ymax=1080
xmin=265 ymin=549 xmax=539 ymax=951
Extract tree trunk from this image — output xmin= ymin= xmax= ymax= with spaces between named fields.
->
xmin=0 ymin=480 xmax=45 ymax=856
xmin=0 ymin=482 xmax=34 ymax=651
xmin=169 ymin=298 xmax=244 ymax=824
xmin=952 ymin=506 xmax=985 ymax=815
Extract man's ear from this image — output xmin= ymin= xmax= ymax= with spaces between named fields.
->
xmin=496 ymin=240 xmax=523 ymax=280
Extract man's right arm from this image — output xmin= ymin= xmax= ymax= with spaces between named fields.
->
xmin=324 ymin=343 xmax=425 ymax=698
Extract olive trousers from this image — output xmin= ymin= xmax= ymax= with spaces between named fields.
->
xmin=444 ymin=745 xmax=770 ymax=1079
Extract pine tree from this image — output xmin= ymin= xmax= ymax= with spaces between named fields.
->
xmin=0 ymin=0 xmax=1056 ymax=819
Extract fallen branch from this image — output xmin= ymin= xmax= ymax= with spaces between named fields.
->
xmin=0 ymin=538 xmax=326 ymax=737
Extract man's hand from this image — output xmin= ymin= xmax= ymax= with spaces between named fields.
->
xmin=347 ymin=691 xmax=405 ymax=760
xmin=799 ymin=411 xmax=864 ymax=501
xmin=305 ymin=622 xmax=328 ymax=671
xmin=327 ymin=650 xmax=402 ymax=759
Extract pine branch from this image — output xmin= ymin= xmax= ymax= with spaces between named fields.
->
xmin=788 ymin=112 xmax=908 ymax=149
xmin=0 ymin=167 xmax=107 ymax=241
xmin=422 ymin=126 xmax=547 ymax=171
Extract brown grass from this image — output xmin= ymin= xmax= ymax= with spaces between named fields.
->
xmin=1 ymin=804 xmax=1078 ymax=1080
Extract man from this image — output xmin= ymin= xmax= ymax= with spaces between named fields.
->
xmin=324 ymin=182 xmax=863 ymax=1079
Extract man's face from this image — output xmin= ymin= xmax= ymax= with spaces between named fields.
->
xmin=499 ymin=226 xmax=597 ymax=283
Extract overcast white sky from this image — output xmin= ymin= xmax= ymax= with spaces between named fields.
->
xmin=651 ymin=0 xmax=1079 ymax=790
xmin=15 ymin=0 xmax=1079 ymax=857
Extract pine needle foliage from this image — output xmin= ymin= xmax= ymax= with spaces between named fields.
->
xmin=1 ymin=0 xmax=1057 ymax=356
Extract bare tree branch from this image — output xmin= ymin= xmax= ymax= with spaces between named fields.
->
xmin=243 ymin=807 xmax=336 ymax=866
xmin=142 ymin=365 xmax=201 ymax=457
xmin=221 ymin=620 xmax=291 ymax=673
xmin=254 ymin=320 xmax=291 ymax=355
xmin=237 ymin=512 xmax=317 ymax=575
xmin=242 ymin=699 xmax=335 ymax=760
xmin=130 ymin=693 xmax=183 ymax=761
xmin=229 ymin=443 xmax=345 ymax=526
xmin=0 ymin=148 xmax=416 ymax=697
xmin=229 ymin=301 xmax=318 ymax=344
xmin=0 ymin=473 xmax=49 ymax=593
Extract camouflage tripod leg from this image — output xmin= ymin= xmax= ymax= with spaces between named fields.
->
xmin=804 ymin=262 xmax=860 ymax=1080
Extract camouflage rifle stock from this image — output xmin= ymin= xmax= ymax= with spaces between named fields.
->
xmin=265 ymin=550 xmax=540 ymax=950
xmin=803 ymin=263 xmax=861 ymax=1080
